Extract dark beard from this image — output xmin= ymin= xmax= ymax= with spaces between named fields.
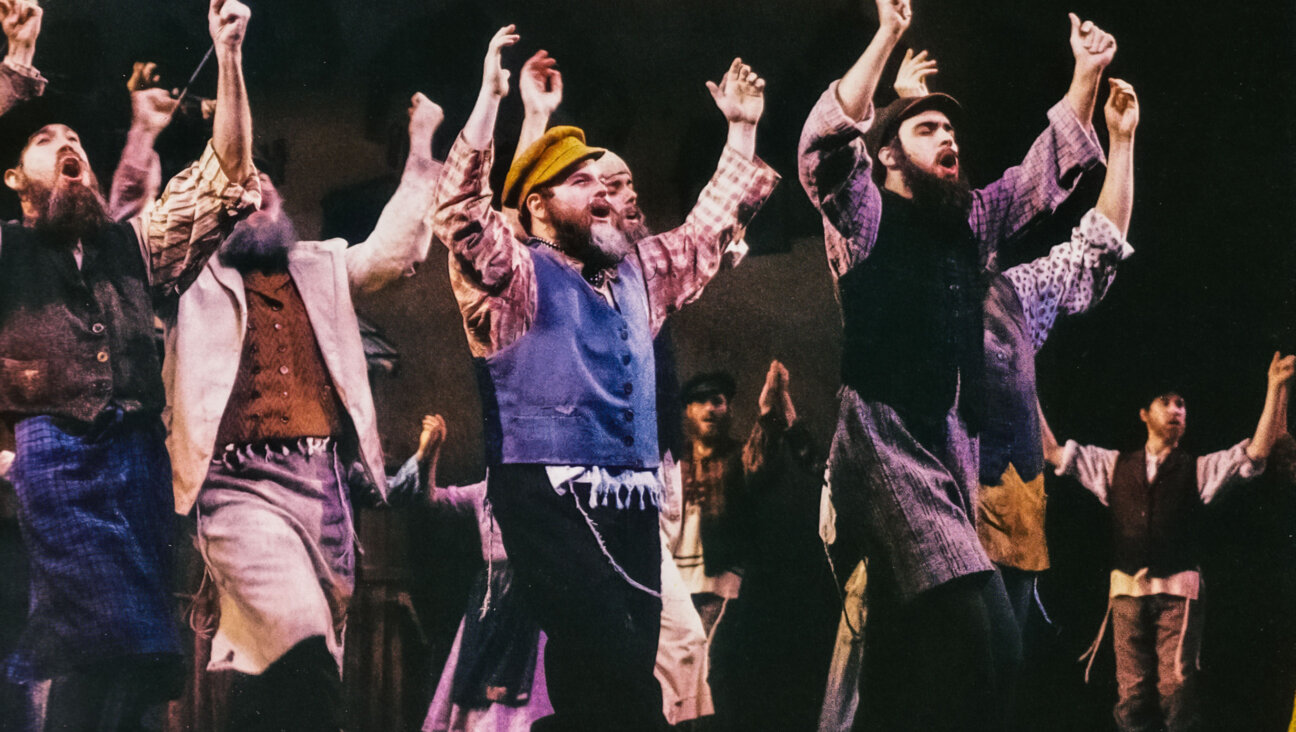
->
xmin=550 ymin=203 xmax=632 ymax=272
xmin=893 ymin=144 xmax=973 ymax=220
xmin=218 ymin=214 xmax=298 ymax=273
xmin=28 ymin=178 xmax=110 ymax=244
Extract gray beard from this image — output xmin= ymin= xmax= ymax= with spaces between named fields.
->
xmin=551 ymin=210 xmax=633 ymax=272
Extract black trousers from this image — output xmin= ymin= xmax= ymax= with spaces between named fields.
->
xmin=225 ymin=636 xmax=342 ymax=732
xmin=487 ymin=464 xmax=665 ymax=732
xmin=856 ymin=570 xmax=1020 ymax=732
xmin=42 ymin=655 xmax=180 ymax=732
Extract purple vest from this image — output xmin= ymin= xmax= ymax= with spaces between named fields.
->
xmin=475 ymin=244 xmax=659 ymax=468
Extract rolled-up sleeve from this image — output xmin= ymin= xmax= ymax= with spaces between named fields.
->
xmin=133 ymin=142 xmax=261 ymax=300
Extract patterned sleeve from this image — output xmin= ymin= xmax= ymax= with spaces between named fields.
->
xmin=0 ymin=58 xmax=45 ymax=117
xmin=1003 ymin=209 xmax=1133 ymax=351
xmin=432 ymin=133 xmax=537 ymax=358
xmin=1057 ymin=440 xmax=1119 ymax=506
xmin=797 ymin=81 xmax=882 ymax=281
xmin=969 ymin=99 xmax=1105 ymax=262
xmin=634 ymin=146 xmax=779 ymax=335
xmin=132 ymin=141 xmax=262 ymax=301
xmin=1197 ymin=440 xmax=1265 ymax=504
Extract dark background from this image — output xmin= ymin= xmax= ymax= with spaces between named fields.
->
xmin=0 ymin=0 xmax=1293 ymax=729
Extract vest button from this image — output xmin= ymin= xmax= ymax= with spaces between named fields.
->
xmin=620 ymin=330 xmax=629 ymax=341
xmin=622 ymin=382 xmax=633 ymax=396
xmin=621 ymin=354 xmax=631 ymax=365
xmin=91 ymin=322 xmax=105 ymax=334
xmin=624 ymin=409 xmax=635 ymax=421
xmin=281 ymin=415 xmax=291 ymax=424
xmin=96 ymin=351 xmax=109 ymax=363
xmin=622 ymin=435 xmax=635 ymax=447
xmin=279 ymin=366 xmax=290 ymax=375
xmin=948 ymin=284 xmax=959 ymax=292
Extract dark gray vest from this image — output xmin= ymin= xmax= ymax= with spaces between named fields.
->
xmin=1109 ymin=449 xmax=1203 ymax=576
xmin=978 ymin=273 xmax=1043 ymax=485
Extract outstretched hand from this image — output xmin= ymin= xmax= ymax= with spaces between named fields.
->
xmin=1104 ymin=78 xmax=1138 ymax=141
xmin=209 ymin=0 xmax=250 ymax=52
xmin=1069 ymin=13 xmax=1116 ymax=77
xmin=0 ymin=0 xmax=40 ymax=54
xmin=482 ymin=24 xmax=520 ymax=100
xmin=894 ymin=48 xmax=937 ymax=97
xmin=520 ymin=49 xmax=562 ymax=117
xmin=707 ymin=57 xmax=765 ymax=126
xmin=1269 ymin=352 xmax=1296 ymax=391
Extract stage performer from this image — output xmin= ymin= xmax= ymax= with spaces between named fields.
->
xmin=139 ymin=83 xmax=444 ymax=732
xmin=797 ymin=0 xmax=1115 ymax=728
xmin=0 ymin=1 xmax=259 ymax=728
xmin=1041 ymin=354 xmax=1294 ymax=732
xmin=431 ymin=25 xmax=777 ymax=731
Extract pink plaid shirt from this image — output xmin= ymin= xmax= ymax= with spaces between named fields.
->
xmin=432 ymin=133 xmax=779 ymax=358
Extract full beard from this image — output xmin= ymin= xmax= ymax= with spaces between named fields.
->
xmin=218 ymin=214 xmax=298 ymax=273
xmin=551 ymin=204 xmax=633 ymax=273
xmin=613 ymin=206 xmax=652 ymax=244
xmin=28 ymin=176 xmax=110 ymax=245
xmin=894 ymin=145 xmax=973 ymax=220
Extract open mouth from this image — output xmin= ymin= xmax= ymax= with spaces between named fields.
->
xmin=58 ymin=155 xmax=83 ymax=181
xmin=623 ymin=207 xmax=643 ymax=222
xmin=590 ymin=201 xmax=612 ymax=219
xmin=936 ymin=150 xmax=959 ymax=176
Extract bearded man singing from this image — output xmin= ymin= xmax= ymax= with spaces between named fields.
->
xmin=798 ymin=0 xmax=1114 ymax=729
xmin=0 ymin=1 xmax=259 ymax=728
xmin=432 ymin=26 xmax=777 ymax=732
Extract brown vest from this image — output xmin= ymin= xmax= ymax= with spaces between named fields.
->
xmin=214 ymin=271 xmax=344 ymax=445
xmin=1108 ymin=449 xmax=1202 ymax=577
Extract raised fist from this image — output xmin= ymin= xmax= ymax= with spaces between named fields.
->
xmin=1103 ymin=78 xmax=1138 ymax=141
xmin=408 ymin=92 xmax=444 ymax=143
xmin=877 ymin=0 xmax=911 ymax=37
xmin=0 ymin=0 xmax=41 ymax=55
xmin=209 ymin=0 xmax=250 ymax=52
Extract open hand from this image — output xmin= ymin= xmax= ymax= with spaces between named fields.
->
xmin=1069 ymin=13 xmax=1115 ymax=77
xmin=707 ymin=57 xmax=765 ymax=126
xmin=520 ymin=49 xmax=562 ymax=117
xmin=482 ymin=24 xmax=520 ymax=99
xmin=894 ymin=48 xmax=937 ymax=97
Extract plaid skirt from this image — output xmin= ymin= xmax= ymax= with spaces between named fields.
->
xmin=4 ymin=411 xmax=181 ymax=682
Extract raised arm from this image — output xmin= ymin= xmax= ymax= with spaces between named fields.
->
xmin=514 ymin=49 xmax=561 ymax=163
xmin=387 ymin=414 xmax=446 ymax=502
xmin=636 ymin=58 xmax=779 ymax=333
xmin=432 ymin=26 xmax=538 ymax=358
xmin=1065 ymin=13 xmax=1116 ymax=133
xmin=968 ymin=14 xmax=1111 ymax=254
xmin=0 ymin=0 xmax=45 ymax=115
xmin=1247 ymin=353 xmax=1295 ymax=462
xmin=797 ymin=0 xmax=908 ymax=279
xmin=1003 ymin=80 xmax=1139 ymax=350
xmin=109 ymin=65 xmax=177 ymax=221
xmin=209 ymin=0 xmax=253 ymax=185
xmin=345 ymin=92 xmax=444 ymax=294
xmin=744 ymin=360 xmax=798 ymax=474
xmin=133 ymin=1 xmax=261 ymax=299
xmin=838 ymin=0 xmax=910 ymax=121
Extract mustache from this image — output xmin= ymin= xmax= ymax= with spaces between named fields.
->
xmin=219 ymin=214 xmax=298 ymax=273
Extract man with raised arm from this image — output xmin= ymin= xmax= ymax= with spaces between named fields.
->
xmin=798 ymin=0 xmax=1116 ymax=729
xmin=0 ymin=1 xmax=259 ymax=727
xmin=139 ymin=88 xmax=442 ymax=729
xmin=1041 ymin=355 xmax=1294 ymax=732
xmin=432 ymin=25 xmax=777 ymax=731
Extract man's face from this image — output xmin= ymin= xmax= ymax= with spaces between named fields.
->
xmin=1141 ymin=394 xmax=1187 ymax=444
xmin=893 ymin=109 xmax=959 ymax=180
xmin=686 ymin=393 xmax=731 ymax=441
xmin=219 ymin=173 xmax=297 ymax=272
xmin=536 ymin=159 xmax=631 ymax=269
xmin=16 ymin=124 xmax=94 ymax=193
xmin=595 ymin=152 xmax=650 ymax=242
